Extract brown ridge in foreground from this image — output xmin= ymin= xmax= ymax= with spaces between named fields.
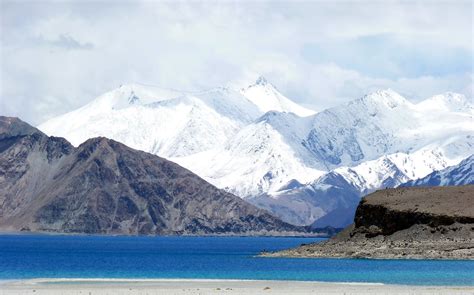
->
xmin=0 ymin=116 xmax=310 ymax=236
xmin=263 ymin=185 xmax=474 ymax=259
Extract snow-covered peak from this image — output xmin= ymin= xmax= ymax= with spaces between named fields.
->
xmin=417 ymin=92 xmax=472 ymax=112
xmin=255 ymin=75 xmax=269 ymax=86
xmin=359 ymin=89 xmax=411 ymax=109
xmin=240 ymin=77 xmax=316 ymax=117
xmin=83 ymin=83 xmax=184 ymax=112
xmin=305 ymin=89 xmax=419 ymax=168
xmin=192 ymin=87 xmax=262 ymax=123
xmin=244 ymin=75 xmax=273 ymax=88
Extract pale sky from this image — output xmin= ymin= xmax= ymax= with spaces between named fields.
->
xmin=1 ymin=0 xmax=472 ymax=125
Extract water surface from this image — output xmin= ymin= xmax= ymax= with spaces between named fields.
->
xmin=0 ymin=234 xmax=472 ymax=285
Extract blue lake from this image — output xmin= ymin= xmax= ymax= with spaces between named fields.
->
xmin=0 ymin=234 xmax=473 ymax=285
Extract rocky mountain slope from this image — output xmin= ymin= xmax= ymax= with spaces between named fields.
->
xmin=0 ymin=116 xmax=305 ymax=235
xmin=263 ymin=186 xmax=474 ymax=259
xmin=37 ymin=78 xmax=473 ymax=227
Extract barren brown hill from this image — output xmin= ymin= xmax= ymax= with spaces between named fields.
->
xmin=0 ymin=116 xmax=307 ymax=236
xmin=361 ymin=186 xmax=474 ymax=218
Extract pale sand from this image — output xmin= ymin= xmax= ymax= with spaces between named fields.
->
xmin=0 ymin=279 xmax=473 ymax=295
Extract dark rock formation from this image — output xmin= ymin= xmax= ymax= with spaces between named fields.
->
xmin=263 ymin=186 xmax=474 ymax=259
xmin=353 ymin=186 xmax=474 ymax=237
xmin=0 ymin=116 xmax=307 ymax=235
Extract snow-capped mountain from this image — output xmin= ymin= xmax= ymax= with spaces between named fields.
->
xmin=258 ymin=140 xmax=473 ymax=227
xmin=40 ymin=78 xmax=324 ymax=198
xmin=38 ymin=79 xmax=473 ymax=227
xmin=240 ymin=76 xmax=316 ymax=117
xmin=248 ymin=173 xmax=361 ymax=227
xmin=402 ymin=154 xmax=473 ymax=187
xmin=182 ymin=89 xmax=472 ymax=199
xmin=417 ymin=92 xmax=472 ymax=113
xmin=304 ymin=89 xmax=473 ymax=169
xmin=39 ymin=84 xmax=262 ymax=157
xmin=174 ymin=111 xmax=325 ymax=197
xmin=333 ymin=140 xmax=473 ymax=193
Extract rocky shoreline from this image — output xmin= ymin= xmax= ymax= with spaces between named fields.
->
xmin=263 ymin=186 xmax=474 ymax=259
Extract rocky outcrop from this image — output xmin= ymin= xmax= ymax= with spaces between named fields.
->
xmin=263 ymin=186 xmax=474 ymax=259
xmin=0 ymin=116 xmax=310 ymax=236
xmin=353 ymin=186 xmax=474 ymax=237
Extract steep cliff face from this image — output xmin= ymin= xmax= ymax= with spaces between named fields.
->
xmin=352 ymin=186 xmax=474 ymax=237
xmin=264 ymin=186 xmax=474 ymax=259
xmin=0 ymin=116 xmax=305 ymax=235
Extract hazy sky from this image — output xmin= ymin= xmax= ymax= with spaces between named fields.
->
xmin=1 ymin=0 xmax=472 ymax=125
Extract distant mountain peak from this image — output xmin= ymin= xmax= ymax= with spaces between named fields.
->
xmin=431 ymin=92 xmax=471 ymax=111
xmin=75 ymin=136 xmax=111 ymax=159
xmin=0 ymin=116 xmax=43 ymax=139
xmin=415 ymin=92 xmax=472 ymax=113
xmin=360 ymin=89 xmax=409 ymax=109
xmin=431 ymin=92 xmax=468 ymax=103
xmin=255 ymin=75 xmax=269 ymax=86
xmin=239 ymin=77 xmax=316 ymax=117
xmin=79 ymin=136 xmax=110 ymax=147
xmin=242 ymin=75 xmax=274 ymax=90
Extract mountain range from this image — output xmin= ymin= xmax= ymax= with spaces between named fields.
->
xmin=0 ymin=116 xmax=303 ymax=235
xmin=38 ymin=77 xmax=474 ymax=227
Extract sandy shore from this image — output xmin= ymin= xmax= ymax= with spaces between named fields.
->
xmin=1 ymin=279 xmax=473 ymax=295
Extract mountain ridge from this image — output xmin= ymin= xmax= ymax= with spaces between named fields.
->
xmin=402 ymin=155 xmax=473 ymax=187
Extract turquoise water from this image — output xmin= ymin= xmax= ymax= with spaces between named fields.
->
xmin=0 ymin=234 xmax=473 ymax=285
